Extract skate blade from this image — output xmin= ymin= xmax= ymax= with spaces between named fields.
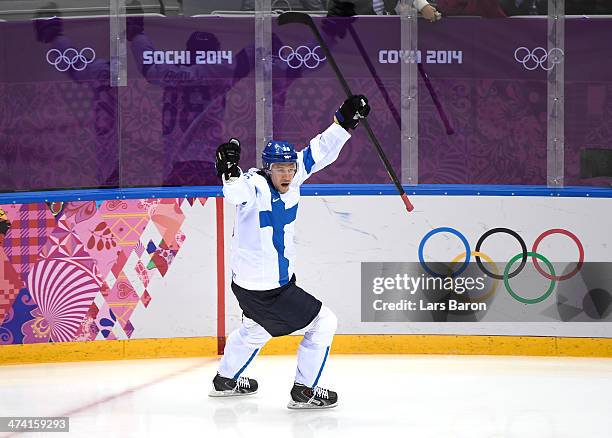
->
xmin=209 ymin=388 xmax=258 ymax=397
xmin=287 ymin=400 xmax=338 ymax=409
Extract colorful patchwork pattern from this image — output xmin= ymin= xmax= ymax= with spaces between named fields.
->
xmin=0 ymin=248 xmax=23 ymax=324
xmin=26 ymin=258 xmax=101 ymax=342
xmin=0 ymin=196 xmax=207 ymax=345
xmin=2 ymin=203 xmax=56 ymax=281
xmin=1 ymin=288 xmax=38 ymax=345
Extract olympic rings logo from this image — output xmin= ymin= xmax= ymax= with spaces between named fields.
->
xmin=514 ymin=47 xmax=564 ymax=71
xmin=46 ymin=47 xmax=96 ymax=72
xmin=278 ymin=45 xmax=326 ymax=69
xmin=418 ymin=227 xmax=584 ymax=304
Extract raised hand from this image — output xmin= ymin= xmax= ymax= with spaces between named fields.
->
xmin=215 ymin=138 xmax=241 ymax=179
xmin=334 ymin=95 xmax=371 ymax=130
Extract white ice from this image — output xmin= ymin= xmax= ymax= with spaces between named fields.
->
xmin=1 ymin=354 xmax=611 ymax=438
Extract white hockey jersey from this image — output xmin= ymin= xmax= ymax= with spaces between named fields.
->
xmin=223 ymin=123 xmax=351 ymax=290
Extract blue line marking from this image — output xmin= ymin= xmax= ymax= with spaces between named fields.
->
xmin=298 ymin=184 xmax=612 ymax=198
xmin=0 ymin=186 xmax=223 ymax=204
xmin=2 ymin=183 xmax=612 ymax=204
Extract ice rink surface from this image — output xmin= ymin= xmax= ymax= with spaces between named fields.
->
xmin=1 ymin=354 xmax=612 ymax=438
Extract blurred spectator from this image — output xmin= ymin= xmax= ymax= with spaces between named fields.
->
xmin=327 ymin=0 xmax=441 ymax=22
xmin=436 ymin=0 xmax=507 ymax=18
xmin=500 ymin=0 xmax=612 ymax=16
xmin=127 ymin=0 xmax=318 ymax=185
xmin=567 ymin=0 xmax=612 ymax=14
xmin=33 ymin=2 xmax=119 ymax=187
xmin=241 ymin=0 xmax=326 ymax=10
xmin=499 ymin=0 xmax=545 ymax=15
xmin=127 ymin=6 xmax=251 ymax=185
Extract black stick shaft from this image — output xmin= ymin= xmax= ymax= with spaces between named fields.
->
xmin=279 ymin=13 xmax=414 ymax=212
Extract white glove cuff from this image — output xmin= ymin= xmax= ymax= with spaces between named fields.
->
xmin=223 ymin=167 xmax=243 ymax=184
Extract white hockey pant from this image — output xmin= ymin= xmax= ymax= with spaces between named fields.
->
xmin=218 ymin=306 xmax=337 ymax=388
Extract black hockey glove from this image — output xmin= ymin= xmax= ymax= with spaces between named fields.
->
xmin=215 ymin=138 xmax=241 ymax=180
xmin=334 ymin=95 xmax=371 ymax=130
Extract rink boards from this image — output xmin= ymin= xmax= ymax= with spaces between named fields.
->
xmin=1 ymin=187 xmax=612 ymax=362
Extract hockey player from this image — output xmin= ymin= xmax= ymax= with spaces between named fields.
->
xmin=210 ymin=95 xmax=371 ymax=409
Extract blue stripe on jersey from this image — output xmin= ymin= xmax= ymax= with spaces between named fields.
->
xmin=302 ymin=146 xmax=315 ymax=174
xmin=259 ymin=196 xmax=299 ymax=286
xmin=312 ymin=346 xmax=330 ymax=388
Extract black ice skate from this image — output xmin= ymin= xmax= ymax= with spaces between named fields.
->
xmin=287 ymin=383 xmax=338 ymax=409
xmin=209 ymin=373 xmax=258 ymax=397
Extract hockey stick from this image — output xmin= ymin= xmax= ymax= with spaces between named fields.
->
xmin=278 ymin=12 xmax=414 ymax=212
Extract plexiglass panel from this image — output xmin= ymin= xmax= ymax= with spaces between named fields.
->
xmin=0 ymin=2 xmax=119 ymax=191
xmin=2 ymin=1 xmax=611 ymax=192
xmin=564 ymin=15 xmax=612 ymax=187
xmin=120 ymin=15 xmax=256 ymax=187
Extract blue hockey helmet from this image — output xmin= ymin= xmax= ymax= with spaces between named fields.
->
xmin=262 ymin=140 xmax=298 ymax=172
